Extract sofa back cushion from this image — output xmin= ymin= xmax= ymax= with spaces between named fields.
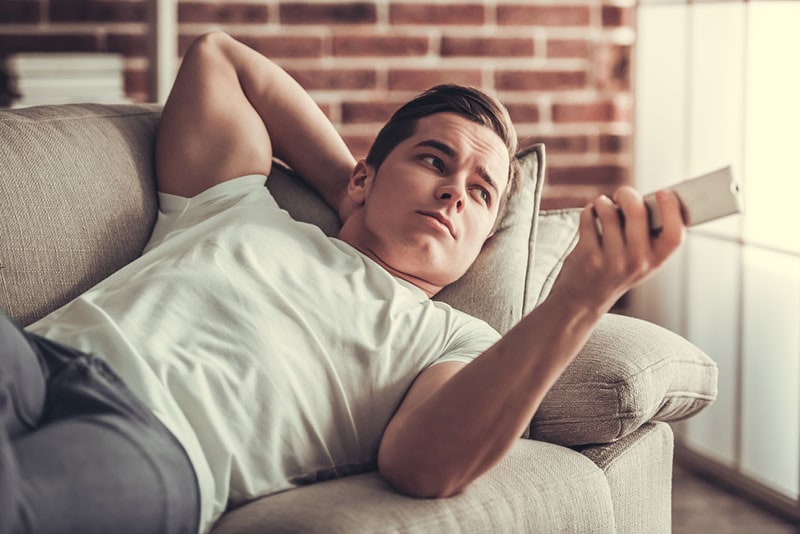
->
xmin=0 ymin=104 xmax=161 ymax=326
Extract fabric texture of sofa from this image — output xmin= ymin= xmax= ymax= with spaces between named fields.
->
xmin=0 ymin=103 xmax=718 ymax=533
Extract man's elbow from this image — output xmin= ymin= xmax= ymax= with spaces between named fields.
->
xmin=186 ymin=30 xmax=229 ymax=58
xmin=378 ymin=451 xmax=466 ymax=499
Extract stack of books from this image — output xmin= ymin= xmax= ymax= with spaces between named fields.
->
xmin=5 ymin=53 xmax=131 ymax=108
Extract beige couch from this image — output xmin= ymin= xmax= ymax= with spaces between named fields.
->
xmin=0 ymin=103 xmax=718 ymax=533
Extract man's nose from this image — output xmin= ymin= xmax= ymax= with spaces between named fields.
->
xmin=437 ymin=184 xmax=465 ymax=211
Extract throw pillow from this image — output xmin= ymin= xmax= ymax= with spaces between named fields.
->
xmin=530 ymin=312 xmax=718 ymax=446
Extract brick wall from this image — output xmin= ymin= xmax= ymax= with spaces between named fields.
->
xmin=0 ymin=0 xmax=634 ymax=208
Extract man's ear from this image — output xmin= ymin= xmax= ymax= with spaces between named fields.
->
xmin=346 ymin=159 xmax=375 ymax=205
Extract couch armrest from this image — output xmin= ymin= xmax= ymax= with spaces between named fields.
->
xmin=530 ymin=313 xmax=718 ymax=446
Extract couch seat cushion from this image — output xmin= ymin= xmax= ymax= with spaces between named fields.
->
xmin=212 ymin=439 xmax=614 ymax=534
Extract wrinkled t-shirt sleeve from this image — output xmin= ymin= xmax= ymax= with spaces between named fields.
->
xmin=144 ymin=174 xmax=270 ymax=253
xmin=430 ymin=311 xmax=501 ymax=367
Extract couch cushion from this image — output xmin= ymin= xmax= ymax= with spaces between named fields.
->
xmin=531 ymin=313 xmax=718 ymax=446
xmin=212 ymin=438 xmax=614 ymax=534
xmin=580 ymin=422 xmax=674 ymax=534
xmin=0 ymin=104 xmax=161 ymax=326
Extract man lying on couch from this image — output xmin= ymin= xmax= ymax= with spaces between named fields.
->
xmin=0 ymin=31 xmax=686 ymax=533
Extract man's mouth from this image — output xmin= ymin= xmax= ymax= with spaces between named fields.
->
xmin=417 ymin=211 xmax=455 ymax=238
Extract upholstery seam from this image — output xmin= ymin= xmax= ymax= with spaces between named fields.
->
xmin=0 ymin=107 xmax=160 ymax=125
xmin=520 ymin=143 xmax=546 ymax=314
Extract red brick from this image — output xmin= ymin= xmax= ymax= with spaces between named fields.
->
xmin=124 ymin=67 xmax=150 ymax=97
xmin=594 ymin=43 xmax=631 ymax=90
xmin=317 ymin=102 xmax=332 ymax=120
xmin=179 ymin=3 xmax=269 ymax=23
xmin=602 ymin=6 xmax=633 ymax=27
xmin=505 ymin=103 xmax=540 ymax=123
xmin=233 ymin=35 xmax=322 ymax=58
xmin=552 ymin=102 xmax=615 ymax=122
xmin=50 ymin=1 xmax=147 ymax=23
xmin=179 ymin=35 xmax=197 ymax=56
xmin=333 ymin=35 xmax=429 ymax=57
xmin=600 ymin=133 xmax=629 ymax=154
xmin=0 ymin=33 xmax=100 ymax=54
xmin=342 ymin=101 xmax=404 ymax=124
xmin=285 ymin=68 xmax=377 ymax=90
xmin=280 ymin=3 xmax=376 ymax=24
xmin=614 ymin=100 xmax=632 ymax=122
xmin=441 ymin=36 xmax=533 ymax=57
xmin=179 ymin=34 xmax=322 ymax=58
xmin=390 ymin=4 xmax=485 ymax=25
xmin=0 ymin=1 xmax=42 ymax=24
xmin=495 ymin=70 xmax=587 ymax=91
xmin=547 ymin=165 xmax=626 ymax=185
xmin=388 ymin=69 xmax=482 ymax=91
xmin=107 ymin=33 xmax=148 ymax=57
xmin=547 ymin=39 xmax=589 ymax=59
xmin=497 ymin=5 xmax=590 ymax=26
xmin=534 ymin=135 xmax=589 ymax=154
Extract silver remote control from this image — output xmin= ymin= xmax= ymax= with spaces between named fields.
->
xmin=644 ymin=166 xmax=743 ymax=235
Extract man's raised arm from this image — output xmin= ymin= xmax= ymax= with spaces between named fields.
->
xmin=378 ymin=188 xmax=686 ymax=498
xmin=156 ymin=32 xmax=356 ymax=219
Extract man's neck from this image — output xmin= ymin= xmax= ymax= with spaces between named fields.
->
xmin=337 ymin=226 xmax=441 ymax=298
xmin=354 ymin=244 xmax=441 ymax=298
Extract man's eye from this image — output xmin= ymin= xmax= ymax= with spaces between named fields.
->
xmin=473 ymin=187 xmax=491 ymax=204
xmin=421 ymin=155 xmax=445 ymax=172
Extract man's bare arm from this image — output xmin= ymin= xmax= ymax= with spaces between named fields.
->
xmin=156 ymin=32 xmax=357 ymax=219
xmin=378 ymin=188 xmax=686 ymax=498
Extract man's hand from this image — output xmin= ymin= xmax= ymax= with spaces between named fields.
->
xmin=550 ymin=186 xmax=686 ymax=317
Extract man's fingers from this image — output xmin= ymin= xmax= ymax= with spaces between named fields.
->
xmin=653 ymin=190 xmax=686 ymax=260
xmin=614 ymin=187 xmax=649 ymax=252
xmin=592 ymin=195 xmax=625 ymax=252
xmin=578 ymin=203 xmax=601 ymax=248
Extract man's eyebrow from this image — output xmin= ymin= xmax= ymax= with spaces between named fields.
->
xmin=413 ymin=139 xmax=500 ymax=195
xmin=414 ymin=139 xmax=457 ymax=160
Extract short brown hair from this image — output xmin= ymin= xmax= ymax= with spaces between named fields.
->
xmin=365 ymin=85 xmax=520 ymax=220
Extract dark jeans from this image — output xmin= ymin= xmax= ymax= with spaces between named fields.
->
xmin=0 ymin=311 xmax=200 ymax=533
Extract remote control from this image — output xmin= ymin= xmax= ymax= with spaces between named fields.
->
xmin=644 ymin=166 xmax=743 ymax=235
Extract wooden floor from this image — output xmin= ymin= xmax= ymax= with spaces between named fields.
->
xmin=673 ymin=464 xmax=800 ymax=533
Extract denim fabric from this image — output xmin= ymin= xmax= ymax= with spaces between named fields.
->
xmin=0 ymin=312 xmax=200 ymax=534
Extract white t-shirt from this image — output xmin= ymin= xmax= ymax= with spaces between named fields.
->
xmin=28 ymin=174 xmax=500 ymax=533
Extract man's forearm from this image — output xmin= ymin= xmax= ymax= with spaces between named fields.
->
xmin=378 ymin=287 xmax=604 ymax=498
xmin=216 ymin=33 xmax=356 ymax=215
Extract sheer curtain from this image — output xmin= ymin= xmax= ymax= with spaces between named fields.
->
xmin=632 ymin=0 xmax=800 ymax=517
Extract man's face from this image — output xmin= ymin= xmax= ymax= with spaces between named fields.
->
xmin=339 ymin=112 xmax=510 ymax=296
